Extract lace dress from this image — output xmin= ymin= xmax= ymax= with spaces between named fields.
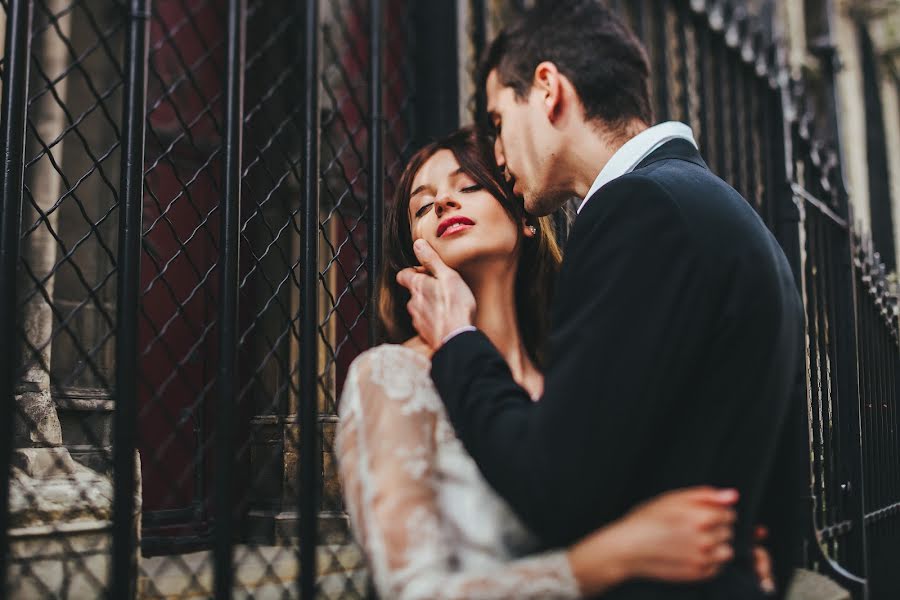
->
xmin=336 ymin=344 xmax=581 ymax=599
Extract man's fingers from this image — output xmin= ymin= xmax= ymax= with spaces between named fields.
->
xmin=397 ymin=267 xmax=429 ymax=291
xmin=396 ymin=267 xmax=415 ymax=289
xmin=413 ymin=239 xmax=451 ymax=278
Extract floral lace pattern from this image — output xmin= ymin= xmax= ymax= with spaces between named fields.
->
xmin=336 ymin=345 xmax=581 ymax=599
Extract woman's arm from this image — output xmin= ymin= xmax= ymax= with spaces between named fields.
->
xmin=567 ymin=487 xmax=739 ymax=596
xmin=337 ymin=348 xmax=741 ymax=599
xmin=336 ymin=347 xmax=582 ymax=600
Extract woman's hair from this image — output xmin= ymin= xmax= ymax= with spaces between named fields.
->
xmin=377 ymin=126 xmax=562 ymax=368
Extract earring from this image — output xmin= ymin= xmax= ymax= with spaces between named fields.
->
xmin=528 ymin=225 xmax=538 ymax=236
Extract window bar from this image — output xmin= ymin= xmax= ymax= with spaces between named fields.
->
xmin=368 ymin=0 xmax=384 ymax=345
xmin=299 ymin=0 xmax=321 ymax=597
xmin=0 ymin=0 xmax=33 ymax=584
xmin=110 ymin=1 xmax=150 ymax=597
xmin=213 ymin=0 xmax=246 ymax=597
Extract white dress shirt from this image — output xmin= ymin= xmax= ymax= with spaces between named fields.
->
xmin=577 ymin=121 xmax=698 ymax=214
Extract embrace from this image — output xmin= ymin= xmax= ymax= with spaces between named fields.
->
xmin=335 ymin=2 xmax=804 ymax=599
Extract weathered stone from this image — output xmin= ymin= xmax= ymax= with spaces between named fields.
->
xmin=785 ymin=569 xmax=852 ymax=600
xmin=137 ymin=543 xmax=367 ymax=599
xmin=12 ymin=447 xmax=78 ymax=479
xmin=14 ymin=388 xmax=62 ymax=447
xmin=6 ymin=519 xmax=112 ymax=599
xmin=6 ymin=451 xmax=142 ymax=598
xmin=8 ymin=462 xmax=112 ymax=528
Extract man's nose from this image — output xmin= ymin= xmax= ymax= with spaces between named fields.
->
xmin=494 ymin=137 xmax=506 ymax=171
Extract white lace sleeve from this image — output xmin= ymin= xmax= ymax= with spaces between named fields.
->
xmin=336 ymin=347 xmax=581 ymax=600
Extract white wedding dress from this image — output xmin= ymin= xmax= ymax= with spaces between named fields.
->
xmin=336 ymin=344 xmax=581 ymax=599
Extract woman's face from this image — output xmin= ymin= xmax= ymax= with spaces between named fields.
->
xmin=407 ymin=149 xmax=526 ymax=273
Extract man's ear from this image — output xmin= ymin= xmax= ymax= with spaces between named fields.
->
xmin=533 ymin=61 xmax=562 ymax=122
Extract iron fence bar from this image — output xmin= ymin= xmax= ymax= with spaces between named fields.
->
xmin=712 ymin=33 xmax=726 ymax=176
xmin=676 ymin=0 xmax=691 ymax=125
xmin=368 ymin=0 xmax=383 ymax=345
xmin=110 ymin=1 xmax=150 ymax=597
xmin=213 ymin=0 xmax=246 ymax=597
xmin=653 ymin=1 xmax=669 ymax=121
xmin=299 ymin=0 xmax=321 ymax=597
xmin=0 ymin=0 xmax=33 ymax=585
xmin=728 ymin=54 xmax=743 ymax=195
xmin=471 ymin=0 xmax=486 ymax=124
xmin=793 ymin=184 xmax=848 ymax=229
xmin=693 ymin=8 xmax=710 ymax=160
xmin=744 ymin=68 xmax=757 ymax=207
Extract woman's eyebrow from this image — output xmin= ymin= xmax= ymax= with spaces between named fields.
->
xmin=410 ymin=184 xmax=431 ymax=199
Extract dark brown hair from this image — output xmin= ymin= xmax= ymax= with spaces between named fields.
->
xmin=479 ymin=0 xmax=652 ymax=130
xmin=377 ymin=126 xmax=562 ymax=368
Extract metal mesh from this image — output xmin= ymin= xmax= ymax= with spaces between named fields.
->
xmin=0 ymin=1 xmax=897 ymax=598
xmin=7 ymin=0 xmax=124 ymax=595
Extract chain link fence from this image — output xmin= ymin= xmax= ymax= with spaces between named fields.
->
xmin=0 ymin=0 xmax=897 ymax=598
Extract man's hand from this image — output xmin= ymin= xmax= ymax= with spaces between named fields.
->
xmin=396 ymin=239 xmax=476 ymax=349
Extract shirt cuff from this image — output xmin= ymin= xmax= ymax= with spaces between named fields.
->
xmin=441 ymin=325 xmax=478 ymax=346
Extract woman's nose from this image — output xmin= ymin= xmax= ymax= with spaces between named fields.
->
xmin=434 ymin=194 xmax=459 ymax=216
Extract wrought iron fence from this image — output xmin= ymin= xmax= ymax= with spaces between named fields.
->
xmin=0 ymin=0 xmax=897 ymax=598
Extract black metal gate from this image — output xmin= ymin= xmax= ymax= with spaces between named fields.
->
xmin=0 ymin=1 xmax=897 ymax=599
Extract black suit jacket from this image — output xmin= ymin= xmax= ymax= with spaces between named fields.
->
xmin=431 ymin=140 xmax=805 ymax=599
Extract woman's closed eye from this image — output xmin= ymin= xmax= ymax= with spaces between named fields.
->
xmin=414 ymin=185 xmax=481 ymax=218
xmin=414 ymin=202 xmax=433 ymax=218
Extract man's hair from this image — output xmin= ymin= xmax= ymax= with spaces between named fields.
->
xmin=479 ymin=0 xmax=653 ymax=129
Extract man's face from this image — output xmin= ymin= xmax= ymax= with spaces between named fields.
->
xmin=486 ymin=69 xmax=564 ymax=216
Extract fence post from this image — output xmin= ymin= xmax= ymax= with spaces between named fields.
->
xmin=411 ymin=1 xmax=458 ymax=146
xmin=368 ymin=0 xmax=384 ymax=346
xmin=0 ymin=0 xmax=33 ymax=588
xmin=213 ymin=0 xmax=246 ymax=597
xmin=836 ymin=223 xmax=869 ymax=597
xmin=299 ymin=0 xmax=321 ymax=597
xmin=110 ymin=1 xmax=150 ymax=597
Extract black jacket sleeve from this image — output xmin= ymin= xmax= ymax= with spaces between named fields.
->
xmin=431 ymin=175 xmax=712 ymax=547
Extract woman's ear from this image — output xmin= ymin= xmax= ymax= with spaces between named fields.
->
xmin=522 ymin=218 xmax=537 ymax=238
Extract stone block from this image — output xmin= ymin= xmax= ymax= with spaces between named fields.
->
xmin=785 ymin=569 xmax=852 ymax=600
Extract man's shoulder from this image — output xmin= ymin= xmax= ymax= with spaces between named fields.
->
xmin=572 ymin=172 xmax=687 ymax=239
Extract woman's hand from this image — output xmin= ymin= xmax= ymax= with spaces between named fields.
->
xmin=567 ymin=487 xmax=739 ymax=596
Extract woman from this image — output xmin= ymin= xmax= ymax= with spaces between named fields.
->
xmin=336 ymin=127 xmax=761 ymax=598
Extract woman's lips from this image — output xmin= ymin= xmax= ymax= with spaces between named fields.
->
xmin=437 ymin=216 xmax=475 ymax=237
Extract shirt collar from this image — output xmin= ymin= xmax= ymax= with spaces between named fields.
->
xmin=577 ymin=121 xmax=698 ymax=214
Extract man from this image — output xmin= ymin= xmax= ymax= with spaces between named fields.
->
xmin=397 ymin=2 xmax=805 ymax=598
